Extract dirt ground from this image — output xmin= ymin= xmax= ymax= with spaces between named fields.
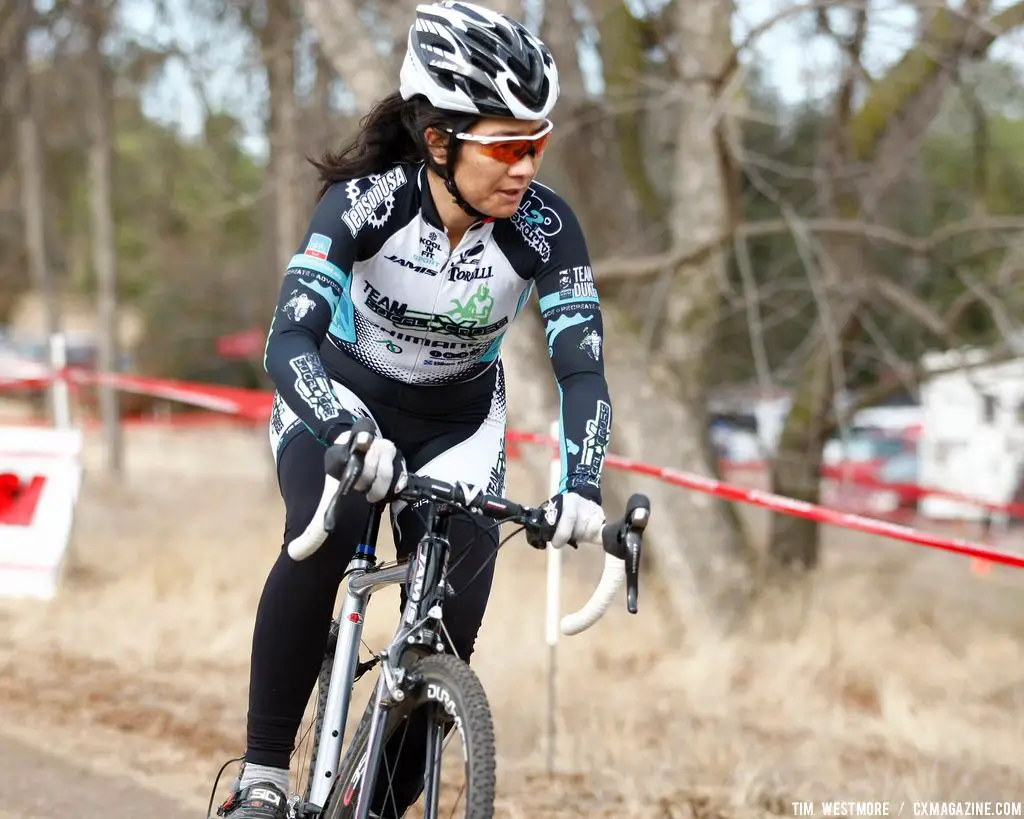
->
xmin=1 ymin=424 xmax=1022 ymax=818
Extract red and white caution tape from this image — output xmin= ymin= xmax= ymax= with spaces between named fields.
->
xmin=3 ymin=369 xmax=1022 ymax=570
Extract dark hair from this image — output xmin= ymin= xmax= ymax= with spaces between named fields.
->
xmin=309 ymin=91 xmax=479 ymax=201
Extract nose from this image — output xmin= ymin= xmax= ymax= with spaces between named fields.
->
xmin=508 ymin=152 xmax=537 ymax=178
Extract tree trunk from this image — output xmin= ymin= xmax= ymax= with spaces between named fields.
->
xmin=262 ymin=0 xmax=302 ymax=277
xmin=539 ymin=0 xmax=639 ymax=257
xmin=767 ymin=0 xmax=1024 ymax=572
xmin=312 ymin=47 xmax=333 ymax=154
xmin=767 ymin=296 xmax=862 ymax=570
xmin=9 ymin=1 xmax=61 ymax=349
xmin=84 ymin=0 xmax=123 ymax=473
xmin=301 ymin=0 xmax=392 ymax=112
xmin=595 ymin=0 xmax=665 ymax=222
xmin=595 ymin=0 xmax=753 ymax=629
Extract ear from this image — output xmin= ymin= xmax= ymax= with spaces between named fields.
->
xmin=424 ymin=127 xmax=449 ymax=165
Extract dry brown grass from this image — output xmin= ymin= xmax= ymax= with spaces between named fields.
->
xmin=0 ymin=426 xmax=1022 ymax=818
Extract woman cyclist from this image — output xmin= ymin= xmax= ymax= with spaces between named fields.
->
xmin=222 ymin=3 xmax=612 ymax=817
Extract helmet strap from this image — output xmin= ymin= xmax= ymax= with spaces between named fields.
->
xmin=431 ymin=139 xmax=488 ymax=221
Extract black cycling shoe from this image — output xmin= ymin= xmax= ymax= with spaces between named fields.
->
xmin=217 ymin=781 xmax=289 ymax=818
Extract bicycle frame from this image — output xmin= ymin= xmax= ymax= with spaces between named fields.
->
xmin=278 ymin=445 xmax=649 ymax=819
xmin=305 ymin=498 xmax=456 ymax=814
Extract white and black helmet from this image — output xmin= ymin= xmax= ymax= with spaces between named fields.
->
xmin=399 ymin=1 xmax=559 ymax=120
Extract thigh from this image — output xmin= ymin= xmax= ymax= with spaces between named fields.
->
xmin=390 ymin=376 xmax=507 ymax=659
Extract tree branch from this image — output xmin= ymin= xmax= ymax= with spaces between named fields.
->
xmin=595 ymin=216 xmax=1024 ymax=282
xmin=868 ymin=275 xmax=952 ymax=341
xmin=822 ymin=340 xmax=1023 ymax=437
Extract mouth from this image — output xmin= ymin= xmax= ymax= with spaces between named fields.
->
xmin=497 ymin=188 xmax=526 ymax=201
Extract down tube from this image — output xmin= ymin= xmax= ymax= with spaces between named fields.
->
xmin=307 ymin=586 xmax=368 ymax=809
xmin=307 ymin=560 xmax=410 ymax=809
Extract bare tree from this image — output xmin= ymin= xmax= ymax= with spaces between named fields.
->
xmin=258 ymin=0 xmax=303 ymax=275
xmin=4 ymin=0 xmax=60 ymax=350
xmin=596 ymin=0 xmax=754 ymax=628
xmin=301 ymin=0 xmax=392 ymax=110
xmin=767 ymin=0 xmax=1024 ymax=573
xmin=538 ymin=0 xmax=638 ymax=254
xmin=83 ymin=0 xmax=123 ymax=472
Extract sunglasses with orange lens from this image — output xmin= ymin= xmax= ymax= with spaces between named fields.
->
xmin=451 ymin=119 xmax=554 ymax=164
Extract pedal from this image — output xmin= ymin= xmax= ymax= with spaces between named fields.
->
xmin=287 ymin=794 xmax=304 ymax=818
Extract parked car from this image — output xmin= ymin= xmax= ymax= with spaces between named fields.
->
xmin=821 ymin=429 xmax=912 ymax=482
xmin=822 ymin=430 xmax=919 ymax=517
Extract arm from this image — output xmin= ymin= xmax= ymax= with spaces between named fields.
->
xmin=264 ymin=184 xmax=358 ymax=443
xmin=532 ymin=205 xmax=611 ymax=505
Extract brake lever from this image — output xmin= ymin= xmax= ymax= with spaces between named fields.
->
xmin=622 ymin=530 xmax=642 ymax=614
xmin=602 ymin=494 xmax=649 ymax=615
xmin=324 ymin=418 xmax=377 ymax=533
xmin=525 ymin=522 xmax=553 ymax=550
xmin=525 ymin=500 xmax=558 ymax=550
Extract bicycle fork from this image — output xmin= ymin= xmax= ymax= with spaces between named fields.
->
xmin=352 ymin=526 xmax=454 ymax=819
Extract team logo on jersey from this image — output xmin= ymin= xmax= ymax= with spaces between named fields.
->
xmin=376 ymin=338 xmax=403 ymax=354
xmin=289 ymin=353 xmax=340 ymax=423
xmin=385 ymin=254 xmax=438 ymax=276
xmin=558 ymin=266 xmax=597 ymax=301
xmin=487 ymin=444 xmax=506 ymax=496
xmin=580 ymin=328 xmax=602 ymax=361
xmin=269 ymin=393 xmax=302 ymax=455
xmin=304 ymin=233 xmax=332 ymax=260
xmin=362 ymin=282 xmax=506 ymax=341
xmin=448 ymin=243 xmax=492 ymax=282
xmin=512 ymin=191 xmax=562 ymax=262
xmin=544 ymin=312 xmax=591 ymax=354
xmin=341 ymin=167 xmax=407 ymax=236
xmin=269 ymin=392 xmax=287 ymax=437
xmin=283 ymin=289 xmax=316 ymax=321
xmin=449 ymin=264 xmax=493 ymax=282
xmin=415 ymin=232 xmax=444 ymax=268
xmin=577 ymin=400 xmax=611 ymax=486
xmin=448 ymin=283 xmax=495 ymax=324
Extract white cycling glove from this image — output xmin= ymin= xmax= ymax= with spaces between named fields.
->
xmin=331 ymin=428 xmax=408 ymax=504
xmin=543 ymin=491 xmax=606 ymax=550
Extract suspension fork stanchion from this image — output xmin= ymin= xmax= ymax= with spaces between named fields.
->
xmin=353 ymin=676 xmax=392 ymax=819
xmin=307 ymin=505 xmax=385 ymax=810
xmin=421 ymin=706 xmax=444 ymax=819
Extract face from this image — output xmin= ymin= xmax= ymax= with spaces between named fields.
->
xmin=429 ymin=117 xmax=552 ymax=219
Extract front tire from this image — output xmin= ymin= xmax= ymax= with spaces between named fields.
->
xmin=325 ymin=654 xmax=495 ymax=819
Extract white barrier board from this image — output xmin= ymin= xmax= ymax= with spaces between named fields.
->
xmin=0 ymin=426 xmax=83 ymax=599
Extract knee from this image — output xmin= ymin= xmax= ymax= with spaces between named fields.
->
xmin=269 ymin=530 xmax=353 ymax=599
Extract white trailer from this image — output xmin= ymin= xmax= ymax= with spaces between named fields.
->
xmin=918 ymin=348 xmax=1024 ymax=521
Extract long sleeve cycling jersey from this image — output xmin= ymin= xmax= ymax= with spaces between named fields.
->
xmin=263 ymin=163 xmax=611 ymax=501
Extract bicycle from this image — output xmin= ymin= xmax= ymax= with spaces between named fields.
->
xmin=209 ymin=417 xmax=651 ymax=819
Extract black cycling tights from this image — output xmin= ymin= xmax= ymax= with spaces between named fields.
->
xmin=245 ymin=429 xmax=499 ymax=815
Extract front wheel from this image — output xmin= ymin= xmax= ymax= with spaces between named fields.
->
xmin=325 ymin=654 xmax=496 ymax=819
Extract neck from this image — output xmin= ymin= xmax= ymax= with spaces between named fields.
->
xmin=426 ymin=168 xmax=477 ymax=238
